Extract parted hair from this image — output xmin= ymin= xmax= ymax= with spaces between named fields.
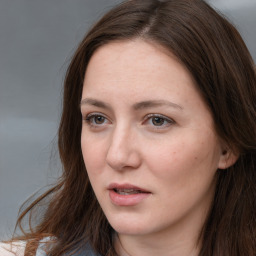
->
xmin=12 ymin=0 xmax=256 ymax=255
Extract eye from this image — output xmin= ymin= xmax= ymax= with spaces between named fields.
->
xmin=90 ymin=115 xmax=106 ymax=125
xmin=144 ymin=114 xmax=175 ymax=128
xmin=84 ymin=113 xmax=109 ymax=127
xmin=151 ymin=116 xmax=166 ymax=126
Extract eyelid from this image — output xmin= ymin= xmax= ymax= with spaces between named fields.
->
xmin=85 ymin=112 xmax=108 ymax=119
xmin=83 ymin=112 xmax=111 ymax=127
xmin=143 ymin=113 xmax=175 ymax=128
xmin=145 ymin=113 xmax=174 ymax=121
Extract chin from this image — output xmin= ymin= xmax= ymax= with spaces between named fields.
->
xmin=113 ymin=225 xmax=149 ymax=236
xmin=106 ymin=214 xmax=152 ymax=235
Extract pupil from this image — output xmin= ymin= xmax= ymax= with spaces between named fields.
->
xmin=153 ymin=117 xmax=164 ymax=126
xmin=95 ymin=116 xmax=104 ymax=124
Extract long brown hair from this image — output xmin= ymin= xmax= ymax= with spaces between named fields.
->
xmin=11 ymin=0 xmax=256 ymax=255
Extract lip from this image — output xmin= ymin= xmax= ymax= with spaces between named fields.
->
xmin=108 ymin=183 xmax=151 ymax=206
xmin=108 ymin=183 xmax=150 ymax=192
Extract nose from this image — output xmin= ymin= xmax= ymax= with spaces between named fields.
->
xmin=106 ymin=126 xmax=141 ymax=171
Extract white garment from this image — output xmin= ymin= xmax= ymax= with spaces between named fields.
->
xmin=0 ymin=241 xmax=46 ymax=256
xmin=0 ymin=241 xmax=26 ymax=256
xmin=0 ymin=238 xmax=98 ymax=256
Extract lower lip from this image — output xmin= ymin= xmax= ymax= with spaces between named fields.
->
xmin=109 ymin=190 xmax=151 ymax=206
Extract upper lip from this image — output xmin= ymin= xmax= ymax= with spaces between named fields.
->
xmin=108 ymin=183 xmax=151 ymax=193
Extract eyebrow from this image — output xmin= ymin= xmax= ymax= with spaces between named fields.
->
xmin=133 ymin=100 xmax=183 ymax=110
xmin=80 ymin=98 xmax=112 ymax=110
xmin=80 ymin=98 xmax=183 ymax=111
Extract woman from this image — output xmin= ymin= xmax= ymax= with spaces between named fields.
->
xmin=1 ymin=0 xmax=256 ymax=255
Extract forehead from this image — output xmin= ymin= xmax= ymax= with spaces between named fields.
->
xmin=83 ymin=39 xmax=197 ymax=94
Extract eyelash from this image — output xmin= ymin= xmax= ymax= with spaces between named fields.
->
xmin=84 ymin=113 xmax=109 ymax=128
xmin=83 ymin=113 xmax=175 ymax=130
xmin=143 ymin=114 xmax=175 ymax=129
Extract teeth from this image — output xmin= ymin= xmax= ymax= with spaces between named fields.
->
xmin=114 ymin=189 xmax=142 ymax=195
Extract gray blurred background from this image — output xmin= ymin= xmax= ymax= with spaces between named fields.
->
xmin=0 ymin=0 xmax=255 ymax=239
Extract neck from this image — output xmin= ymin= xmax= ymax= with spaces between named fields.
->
xmin=114 ymin=229 xmax=201 ymax=256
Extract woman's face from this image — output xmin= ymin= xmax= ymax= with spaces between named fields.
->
xmin=80 ymin=40 xmax=227 ymax=239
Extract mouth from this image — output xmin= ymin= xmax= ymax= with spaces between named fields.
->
xmin=108 ymin=183 xmax=150 ymax=194
xmin=113 ymin=188 xmax=148 ymax=195
xmin=108 ymin=183 xmax=151 ymax=206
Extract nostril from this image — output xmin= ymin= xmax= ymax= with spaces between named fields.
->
xmin=106 ymin=149 xmax=141 ymax=171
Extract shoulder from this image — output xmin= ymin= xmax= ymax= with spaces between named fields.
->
xmin=0 ymin=241 xmax=26 ymax=256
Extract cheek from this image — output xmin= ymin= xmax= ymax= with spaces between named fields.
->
xmin=143 ymin=131 xmax=221 ymax=180
xmin=81 ymin=132 xmax=106 ymax=174
xmin=143 ymin=133 xmax=220 ymax=215
xmin=81 ymin=135 xmax=107 ymax=197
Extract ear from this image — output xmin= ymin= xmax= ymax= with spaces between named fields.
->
xmin=218 ymin=147 xmax=239 ymax=170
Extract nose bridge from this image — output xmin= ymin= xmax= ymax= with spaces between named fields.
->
xmin=106 ymin=122 xmax=140 ymax=170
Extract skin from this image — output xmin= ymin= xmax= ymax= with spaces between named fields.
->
xmin=80 ymin=39 xmax=233 ymax=256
